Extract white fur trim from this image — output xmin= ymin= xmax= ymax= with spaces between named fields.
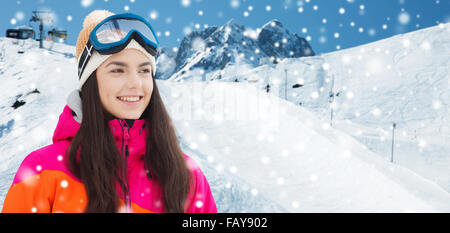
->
xmin=78 ymin=39 xmax=156 ymax=90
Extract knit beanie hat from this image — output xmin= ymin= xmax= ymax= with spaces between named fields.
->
xmin=75 ymin=10 xmax=157 ymax=90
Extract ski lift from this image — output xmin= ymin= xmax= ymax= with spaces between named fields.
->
xmin=47 ymin=28 xmax=68 ymax=51
xmin=5 ymin=25 xmax=35 ymax=54
xmin=6 ymin=26 xmax=35 ymax=40
xmin=48 ymin=29 xmax=68 ymax=41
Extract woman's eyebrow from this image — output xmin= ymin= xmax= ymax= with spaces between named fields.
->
xmin=106 ymin=61 xmax=127 ymax=68
xmin=105 ymin=61 xmax=151 ymax=68
xmin=139 ymin=62 xmax=152 ymax=67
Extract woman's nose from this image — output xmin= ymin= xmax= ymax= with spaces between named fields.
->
xmin=126 ymin=72 xmax=142 ymax=88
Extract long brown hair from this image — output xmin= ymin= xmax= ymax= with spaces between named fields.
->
xmin=65 ymin=72 xmax=193 ymax=213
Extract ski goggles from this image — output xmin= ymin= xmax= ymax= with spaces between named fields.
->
xmin=78 ymin=13 xmax=159 ymax=79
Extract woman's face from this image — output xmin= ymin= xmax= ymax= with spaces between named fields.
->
xmin=96 ymin=49 xmax=153 ymax=120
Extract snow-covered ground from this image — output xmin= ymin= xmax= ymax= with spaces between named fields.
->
xmin=1 ymin=23 xmax=450 ymax=212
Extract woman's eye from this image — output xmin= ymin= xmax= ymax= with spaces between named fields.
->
xmin=139 ymin=69 xmax=151 ymax=73
xmin=111 ymin=69 xmax=124 ymax=73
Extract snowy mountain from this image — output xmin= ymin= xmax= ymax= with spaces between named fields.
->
xmin=1 ymin=23 xmax=450 ymax=212
xmin=155 ymin=18 xmax=314 ymax=81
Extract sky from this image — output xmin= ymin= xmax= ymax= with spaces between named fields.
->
xmin=1 ymin=0 xmax=449 ymax=55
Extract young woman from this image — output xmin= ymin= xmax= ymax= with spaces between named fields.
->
xmin=2 ymin=10 xmax=217 ymax=213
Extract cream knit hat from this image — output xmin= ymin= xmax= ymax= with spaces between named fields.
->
xmin=75 ymin=10 xmax=156 ymax=90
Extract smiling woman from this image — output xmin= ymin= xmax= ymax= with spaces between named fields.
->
xmin=96 ymin=49 xmax=154 ymax=120
xmin=2 ymin=10 xmax=217 ymax=213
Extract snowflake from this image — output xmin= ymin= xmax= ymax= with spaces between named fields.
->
xmin=398 ymin=12 xmax=411 ymax=25
xmin=60 ymin=180 xmax=68 ymax=188
xmin=181 ymin=0 xmax=191 ymax=7
xmin=15 ymin=11 xmax=25 ymax=21
xmin=149 ymin=10 xmax=158 ymax=20
xmin=346 ymin=91 xmax=354 ymax=99
xmin=251 ymin=189 xmax=258 ymax=196
xmin=276 ymin=177 xmax=285 ymax=185
xmin=81 ymin=0 xmax=94 ymax=8
xmin=230 ymin=0 xmax=239 ymax=8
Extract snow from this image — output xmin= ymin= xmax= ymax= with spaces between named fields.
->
xmin=159 ymin=81 xmax=450 ymax=212
xmin=1 ymin=23 xmax=450 ymax=212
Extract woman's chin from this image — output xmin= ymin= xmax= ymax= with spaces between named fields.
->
xmin=113 ymin=111 xmax=143 ymax=120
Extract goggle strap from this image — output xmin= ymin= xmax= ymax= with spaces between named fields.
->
xmin=78 ymin=40 xmax=94 ymax=80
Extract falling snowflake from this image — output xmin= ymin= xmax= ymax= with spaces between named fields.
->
xmin=195 ymin=200 xmax=203 ymax=208
xmin=372 ymin=108 xmax=381 ymax=117
xmin=276 ymin=177 xmax=285 ymax=185
xmin=149 ymin=10 xmax=158 ymax=20
xmin=230 ymin=0 xmax=240 ymax=8
xmin=60 ymin=180 xmax=68 ymax=188
xmin=81 ymin=0 xmax=94 ymax=8
xmin=15 ymin=11 xmax=25 ymax=21
xmin=181 ymin=0 xmax=191 ymax=7
xmin=251 ymin=189 xmax=258 ymax=196
xmin=398 ymin=12 xmax=411 ymax=25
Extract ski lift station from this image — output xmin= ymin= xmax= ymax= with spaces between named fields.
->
xmin=4 ymin=10 xmax=69 ymax=49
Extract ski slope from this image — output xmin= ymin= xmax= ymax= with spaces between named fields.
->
xmin=158 ymin=81 xmax=450 ymax=212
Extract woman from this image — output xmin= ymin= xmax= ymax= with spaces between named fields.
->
xmin=2 ymin=10 xmax=217 ymax=213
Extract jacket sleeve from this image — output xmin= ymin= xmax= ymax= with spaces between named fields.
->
xmin=184 ymin=157 xmax=217 ymax=213
xmin=1 ymin=151 xmax=54 ymax=213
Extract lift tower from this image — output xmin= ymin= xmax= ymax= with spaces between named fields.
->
xmin=29 ymin=10 xmax=53 ymax=49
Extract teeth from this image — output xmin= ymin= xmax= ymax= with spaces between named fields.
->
xmin=118 ymin=96 xmax=140 ymax=102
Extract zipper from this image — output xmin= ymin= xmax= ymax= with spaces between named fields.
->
xmin=118 ymin=119 xmax=132 ymax=213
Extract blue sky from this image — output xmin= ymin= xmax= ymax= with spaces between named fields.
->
xmin=1 ymin=0 xmax=449 ymax=54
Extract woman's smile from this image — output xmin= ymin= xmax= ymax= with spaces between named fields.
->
xmin=117 ymin=95 xmax=144 ymax=106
